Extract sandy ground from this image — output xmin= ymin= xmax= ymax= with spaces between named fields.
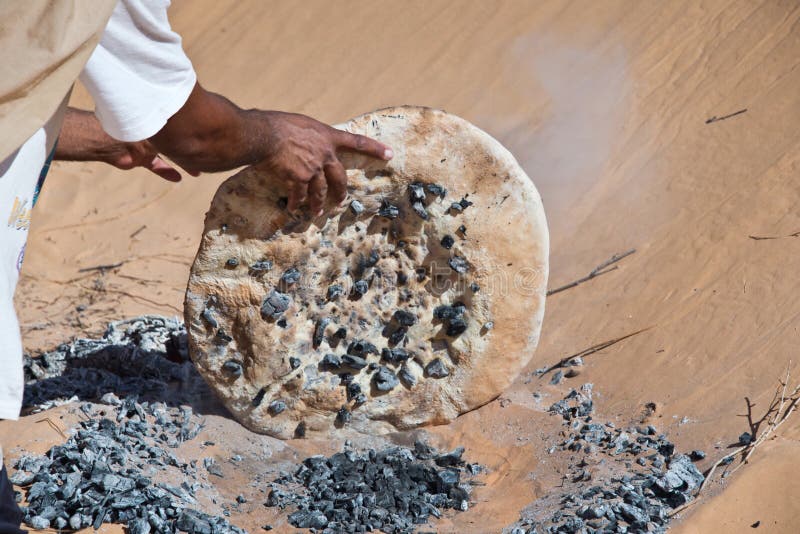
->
xmin=5 ymin=0 xmax=800 ymax=531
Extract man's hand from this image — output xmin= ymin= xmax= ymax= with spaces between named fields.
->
xmin=150 ymin=83 xmax=393 ymax=215
xmin=56 ymin=108 xmax=188 ymax=182
xmin=256 ymin=111 xmax=391 ymax=215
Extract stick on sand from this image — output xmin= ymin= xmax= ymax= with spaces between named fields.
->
xmin=547 ymin=249 xmax=636 ymax=296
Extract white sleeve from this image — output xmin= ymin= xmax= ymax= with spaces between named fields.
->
xmin=79 ymin=0 xmax=197 ymax=142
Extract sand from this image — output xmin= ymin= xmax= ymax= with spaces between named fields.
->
xmin=5 ymin=0 xmax=800 ymax=531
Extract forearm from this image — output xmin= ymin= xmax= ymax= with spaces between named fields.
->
xmin=55 ymin=108 xmax=122 ymax=164
xmin=149 ymin=83 xmax=269 ymax=174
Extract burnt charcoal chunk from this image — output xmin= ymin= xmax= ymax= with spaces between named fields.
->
xmin=349 ymin=199 xmax=365 ymax=215
xmin=336 ymin=406 xmax=352 ymax=425
xmin=393 ymin=309 xmax=417 ymax=326
xmin=346 ymin=382 xmax=362 ymax=400
xmin=396 ymin=271 xmax=408 ymax=285
xmin=449 ymin=202 xmax=464 ymax=213
xmin=294 ymin=421 xmax=306 ymax=439
xmin=289 ymin=357 xmax=301 ymax=370
xmin=252 ymin=388 xmax=267 ymax=407
xmin=457 ymin=224 xmax=467 ymax=235
xmin=268 ymin=400 xmax=286 ymax=415
xmin=415 ymin=267 xmax=427 ymax=282
xmin=321 ymin=354 xmax=341 ymax=369
xmin=276 ymin=318 xmax=288 ymax=328
xmin=408 ymin=182 xmax=426 ymax=201
xmin=368 ymin=362 xmax=378 ymax=371
xmin=249 ymin=260 xmax=273 ymax=273
xmin=427 ymin=183 xmax=447 ymax=197
xmin=399 ymin=366 xmax=417 ymax=387
xmin=411 ymin=202 xmax=429 ymax=220
xmin=446 ymin=318 xmax=468 ymax=337
xmin=388 ymin=326 xmax=407 ymax=345
xmin=426 ymin=358 xmax=450 ymax=378
xmin=261 ymin=290 xmax=291 ymax=319
xmin=342 ymin=354 xmax=368 ymax=369
xmin=482 ymin=321 xmax=494 ymax=331
xmin=378 ymin=201 xmax=399 ymax=219
xmin=215 ymin=329 xmax=233 ymax=343
xmin=381 ymin=348 xmax=411 ymax=364
xmin=373 ymin=367 xmax=400 ymax=392
xmin=277 ymin=197 xmax=288 ymax=209
xmin=448 ymin=256 xmax=469 ymax=274
xmin=225 ymin=257 xmax=239 ymax=268
xmin=313 ymin=318 xmax=330 ymax=348
xmin=333 ymin=327 xmax=347 ymax=339
xmin=201 ymin=308 xmax=218 ymax=329
xmin=433 ymin=304 xmax=465 ymax=321
xmin=469 ymin=282 xmax=480 ymax=292
xmin=690 ymin=450 xmax=706 ymax=461
xmin=739 ymin=432 xmax=753 ymax=445
xmin=281 ymin=267 xmax=301 ymax=285
xmin=222 ymin=360 xmax=243 ymax=378
xmin=289 ymin=510 xmax=327 ymax=529
xmin=347 ymin=339 xmax=378 ymax=356
xmin=327 ymin=284 xmax=344 ymax=300
xmin=440 ymin=235 xmax=455 ymax=249
xmin=362 ymin=249 xmax=380 ymax=269
xmin=353 ymin=393 xmax=367 ymax=405
xmin=339 ymin=372 xmax=354 ymax=384
xmin=459 ymin=196 xmax=474 ymax=210
xmin=353 ymin=279 xmax=369 ymax=297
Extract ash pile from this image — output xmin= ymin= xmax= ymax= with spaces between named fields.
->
xmin=265 ymin=440 xmax=482 ymax=533
xmin=508 ymin=384 xmax=705 ymax=534
xmin=13 ymin=316 xmax=244 ymax=533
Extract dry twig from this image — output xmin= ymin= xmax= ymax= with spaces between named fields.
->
xmin=547 ymin=249 xmax=636 ymax=296
xmin=78 ymin=261 xmax=125 ymax=273
xmin=668 ymin=362 xmax=800 ymax=518
xmin=538 ymin=326 xmax=654 ymax=376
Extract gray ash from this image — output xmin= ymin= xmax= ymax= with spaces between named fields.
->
xmin=16 ymin=317 xmax=245 ymax=533
xmin=265 ymin=441 xmax=479 ymax=533
xmin=509 ymin=384 xmax=705 ymax=534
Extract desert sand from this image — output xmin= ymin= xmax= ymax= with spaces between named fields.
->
xmin=5 ymin=0 xmax=800 ymax=532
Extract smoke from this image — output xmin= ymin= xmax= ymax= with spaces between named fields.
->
xmin=479 ymin=34 xmax=631 ymax=241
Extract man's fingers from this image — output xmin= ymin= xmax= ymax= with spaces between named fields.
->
xmin=308 ymin=172 xmax=327 ymax=216
xmin=335 ymin=131 xmax=393 ymax=161
xmin=287 ymin=180 xmax=309 ymax=212
xmin=147 ymin=156 xmax=182 ymax=182
xmin=324 ymin=160 xmax=348 ymax=206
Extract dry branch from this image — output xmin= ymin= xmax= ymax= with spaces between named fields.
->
xmin=538 ymin=326 xmax=654 ymax=376
xmin=547 ymin=249 xmax=636 ymax=296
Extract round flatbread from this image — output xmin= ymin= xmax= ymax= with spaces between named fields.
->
xmin=184 ymin=106 xmax=549 ymax=439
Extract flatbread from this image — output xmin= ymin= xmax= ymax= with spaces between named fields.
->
xmin=184 ymin=106 xmax=549 ymax=439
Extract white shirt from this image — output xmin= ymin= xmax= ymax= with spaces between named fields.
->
xmin=0 ymin=0 xmax=196 ymax=430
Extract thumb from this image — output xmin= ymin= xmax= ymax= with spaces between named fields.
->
xmin=147 ymin=156 xmax=183 ymax=182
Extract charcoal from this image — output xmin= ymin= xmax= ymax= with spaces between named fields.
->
xmin=215 ymin=329 xmax=233 ymax=344
xmin=29 ymin=516 xmax=50 ymax=529
xmin=425 ymin=359 xmax=450 ymax=378
xmin=353 ymin=393 xmax=368 ymax=405
xmin=333 ymin=327 xmax=347 ymax=339
xmin=225 ymin=257 xmax=239 ymax=268
xmin=426 ymin=183 xmax=447 ymax=197
xmin=381 ymin=348 xmax=411 ymax=364
xmin=336 ymin=406 xmax=352 ymax=426
xmin=236 ymin=495 xmax=247 ymax=504
xmin=457 ymin=224 xmax=467 ymax=235
xmin=321 ymin=354 xmax=341 ymax=369
xmin=252 ymin=387 xmax=267 ymax=407
xmin=372 ymin=367 xmax=400 ymax=392
xmin=368 ymin=362 xmax=379 ymax=371
xmin=738 ymin=432 xmax=753 ymax=445
xmin=396 ymin=271 xmax=408 ymax=285
xmin=347 ymin=339 xmax=378 ymax=356
xmin=448 ymin=256 xmax=469 ymax=274
xmin=378 ymin=201 xmax=399 ymax=219
xmin=313 ymin=318 xmax=330 ymax=348
xmin=268 ymin=400 xmax=286 ymax=415
xmin=249 ymin=260 xmax=273 ymax=273
xmin=266 ymin=443 xmax=478 ymax=532
xmin=449 ymin=202 xmax=463 ymax=213
xmin=388 ymin=326 xmax=407 ymax=345
xmin=393 ymin=309 xmax=417 ymax=326
xmin=458 ymin=197 xmax=474 ymax=210
xmin=440 ymin=235 xmax=454 ymax=249
xmin=201 ymin=308 xmax=218 ymax=329
xmin=349 ymin=199 xmax=365 ymax=215
xmin=433 ymin=304 xmax=464 ymax=321
xmin=353 ymin=280 xmax=369 ymax=297
xmin=281 ymin=267 xmax=301 ymax=285
xmin=327 ymin=284 xmax=344 ymax=300
xmin=411 ymin=202 xmax=429 ymax=220
xmin=294 ymin=422 xmax=307 ymax=438
xmin=346 ymin=382 xmax=362 ymax=400
xmin=399 ymin=366 xmax=417 ymax=387
xmin=261 ymin=289 xmax=291 ymax=319
xmin=341 ymin=354 xmax=368 ymax=370
xmin=408 ymin=182 xmax=426 ymax=201
xmin=446 ymin=319 xmax=467 ymax=337
xmin=435 ymin=447 xmax=465 ymax=467
xmin=690 ymin=450 xmax=706 ymax=461
xmin=222 ymin=360 xmax=243 ymax=378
